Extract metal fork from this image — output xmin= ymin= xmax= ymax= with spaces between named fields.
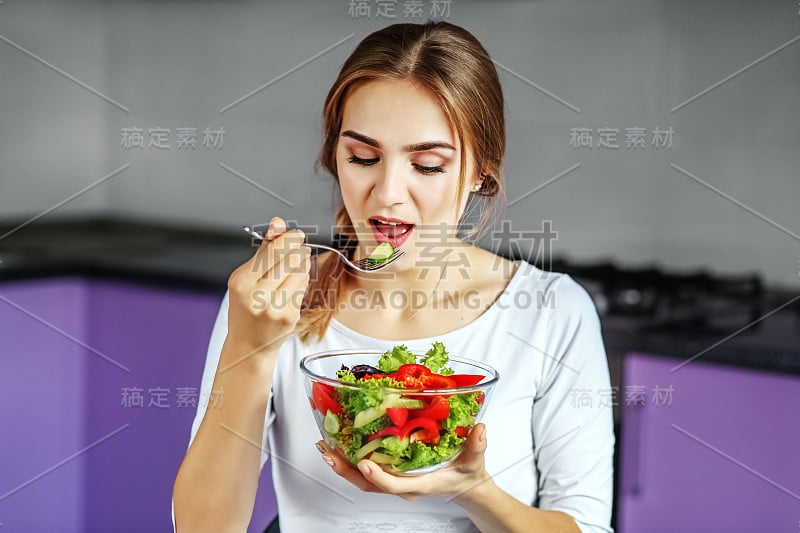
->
xmin=242 ymin=223 xmax=405 ymax=273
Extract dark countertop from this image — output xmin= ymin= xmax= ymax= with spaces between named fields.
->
xmin=1 ymin=216 xmax=798 ymax=376
xmin=0 ymin=216 xmax=250 ymax=292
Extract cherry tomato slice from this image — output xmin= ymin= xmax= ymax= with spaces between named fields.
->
xmin=312 ymin=382 xmax=342 ymax=416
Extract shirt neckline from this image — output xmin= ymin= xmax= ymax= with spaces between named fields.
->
xmin=328 ymin=259 xmax=529 ymax=345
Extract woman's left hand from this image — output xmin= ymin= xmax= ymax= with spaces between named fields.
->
xmin=317 ymin=423 xmax=492 ymax=504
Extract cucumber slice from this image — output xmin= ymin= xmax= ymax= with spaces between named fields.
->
xmin=323 ymin=410 xmax=341 ymax=434
xmin=382 ymin=394 xmax=424 ymax=409
xmin=392 ymin=398 xmax=424 ymax=409
xmin=354 ymin=438 xmax=383 ymax=460
xmin=369 ymin=452 xmax=401 ymax=465
xmin=353 ymin=395 xmax=424 ymax=428
xmin=353 ymin=406 xmax=384 ymax=428
xmin=368 ymin=242 xmax=394 ymax=262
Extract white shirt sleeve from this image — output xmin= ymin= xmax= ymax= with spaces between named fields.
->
xmin=532 ymin=276 xmax=615 ymax=533
xmin=172 ymin=289 xmax=277 ymax=532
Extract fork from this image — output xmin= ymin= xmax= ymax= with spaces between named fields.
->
xmin=242 ymin=223 xmax=404 ymax=273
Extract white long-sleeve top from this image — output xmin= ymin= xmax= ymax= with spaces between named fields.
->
xmin=174 ymin=260 xmax=615 ymax=532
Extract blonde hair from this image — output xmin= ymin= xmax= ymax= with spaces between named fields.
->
xmin=296 ymin=21 xmax=506 ymax=344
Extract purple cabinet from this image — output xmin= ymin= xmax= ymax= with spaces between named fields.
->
xmin=0 ymin=278 xmax=88 ymax=532
xmin=0 ymin=277 xmax=277 ymax=532
xmin=619 ymin=353 xmax=800 ymax=532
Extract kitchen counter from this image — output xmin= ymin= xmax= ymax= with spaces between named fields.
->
xmin=2 ymin=215 xmax=799 ymax=376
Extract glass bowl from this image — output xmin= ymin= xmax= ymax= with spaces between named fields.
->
xmin=299 ymin=349 xmax=499 ymax=476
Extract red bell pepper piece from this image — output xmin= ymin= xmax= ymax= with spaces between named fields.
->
xmin=367 ymin=426 xmax=403 ymax=442
xmin=410 ymin=395 xmax=449 ymax=420
xmin=312 ymin=382 xmax=342 ymax=416
xmin=419 ymin=373 xmax=457 ymax=389
xmin=396 ymin=363 xmax=431 ymax=378
xmin=397 ymin=375 xmax=426 ymax=389
xmin=450 ymin=374 xmax=484 ymax=387
xmin=401 ymin=417 xmax=440 ymax=444
xmin=454 ymin=426 xmax=470 ymax=438
xmin=366 ymin=417 xmax=442 ymax=444
xmin=385 ymin=407 xmax=408 ymax=427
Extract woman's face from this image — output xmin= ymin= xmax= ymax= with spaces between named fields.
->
xmin=335 ymin=79 xmax=478 ymax=269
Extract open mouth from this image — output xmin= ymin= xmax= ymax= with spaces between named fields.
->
xmin=368 ymin=216 xmax=415 ymax=248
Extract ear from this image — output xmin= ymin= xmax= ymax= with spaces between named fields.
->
xmin=472 ymin=173 xmax=489 ymax=193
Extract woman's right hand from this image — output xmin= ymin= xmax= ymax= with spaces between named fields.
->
xmin=225 ymin=216 xmax=311 ymax=362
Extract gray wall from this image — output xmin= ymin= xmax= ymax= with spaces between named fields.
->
xmin=1 ymin=0 xmax=798 ymax=288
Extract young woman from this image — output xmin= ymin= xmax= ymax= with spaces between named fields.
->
xmin=173 ymin=21 xmax=614 ymax=533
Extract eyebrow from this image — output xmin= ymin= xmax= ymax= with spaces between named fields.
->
xmin=340 ymin=130 xmax=455 ymax=152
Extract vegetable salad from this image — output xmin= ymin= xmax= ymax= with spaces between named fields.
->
xmin=309 ymin=342 xmax=486 ymax=472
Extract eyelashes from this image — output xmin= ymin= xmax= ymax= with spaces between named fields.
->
xmin=415 ymin=164 xmax=445 ymax=175
xmin=347 ymin=155 xmax=378 ymax=167
xmin=346 ymin=155 xmax=444 ymax=175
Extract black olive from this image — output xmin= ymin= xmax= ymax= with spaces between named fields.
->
xmin=350 ymin=364 xmax=386 ymax=379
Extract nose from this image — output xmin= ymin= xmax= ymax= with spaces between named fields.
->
xmin=370 ymin=161 xmax=408 ymax=207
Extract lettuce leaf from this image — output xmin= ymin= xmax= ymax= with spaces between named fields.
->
xmin=443 ymin=392 xmax=482 ymax=430
xmin=376 ymin=345 xmax=416 ymax=372
xmin=420 ymin=341 xmax=454 ymax=375
xmin=394 ymin=432 xmax=465 ymax=471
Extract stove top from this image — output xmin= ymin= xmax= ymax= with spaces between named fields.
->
xmin=548 ymin=259 xmax=795 ymax=336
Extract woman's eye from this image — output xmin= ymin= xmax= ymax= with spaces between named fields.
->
xmin=347 ymin=155 xmax=379 ymax=167
xmin=414 ymin=164 xmax=445 ymax=175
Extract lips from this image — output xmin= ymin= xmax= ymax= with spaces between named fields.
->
xmin=369 ymin=216 xmax=415 ymax=248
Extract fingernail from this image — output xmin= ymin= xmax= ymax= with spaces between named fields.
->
xmin=322 ymin=455 xmax=335 ymax=467
xmin=315 ymin=442 xmax=327 ymax=454
xmin=479 ymin=426 xmax=487 ymax=443
xmin=358 ymin=462 xmax=371 ymax=476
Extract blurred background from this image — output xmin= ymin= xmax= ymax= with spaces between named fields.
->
xmin=0 ymin=0 xmax=798 ymax=531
